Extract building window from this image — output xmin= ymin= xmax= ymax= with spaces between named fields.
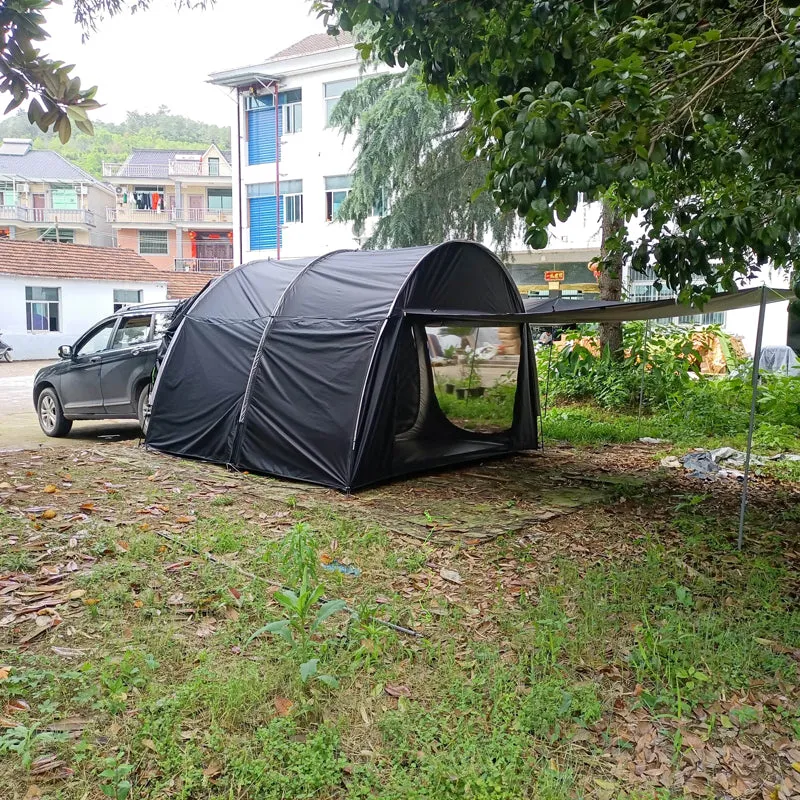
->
xmin=38 ymin=228 xmax=75 ymax=243
xmin=208 ymin=188 xmax=233 ymax=210
xmin=51 ymin=185 xmax=79 ymax=210
xmin=113 ymin=289 xmax=143 ymax=312
xmin=630 ymin=281 xmax=725 ymax=326
xmin=324 ymin=78 xmax=358 ymax=125
xmin=372 ymin=187 xmax=389 ymax=217
xmin=247 ymin=182 xmax=276 ymax=200
xmin=285 ymin=195 xmax=303 ymax=224
xmin=25 ymin=286 xmax=60 ymax=332
xmin=0 ymin=184 xmax=17 ymax=206
xmin=208 ymin=157 xmax=220 ymax=177
xmin=280 ymin=179 xmax=303 ymax=224
xmin=139 ymin=229 xmax=169 ymax=256
xmin=282 ymin=101 xmax=302 ymax=134
xmin=325 ymin=175 xmax=352 ymax=221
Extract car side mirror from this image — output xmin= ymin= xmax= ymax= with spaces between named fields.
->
xmin=58 ymin=345 xmax=73 ymax=360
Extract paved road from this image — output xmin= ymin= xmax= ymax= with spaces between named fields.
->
xmin=0 ymin=360 xmax=140 ymax=450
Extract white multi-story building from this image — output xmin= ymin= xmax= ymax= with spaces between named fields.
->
xmin=209 ymin=32 xmax=603 ymax=289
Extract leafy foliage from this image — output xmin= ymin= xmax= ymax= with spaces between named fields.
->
xmin=315 ymin=0 xmax=800 ymax=302
xmin=0 ymin=0 xmax=209 ymax=140
xmin=0 ymin=107 xmax=230 ymax=178
xmin=330 ymin=66 xmax=519 ymax=251
xmin=543 ymin=322 xmax=704 ymax=410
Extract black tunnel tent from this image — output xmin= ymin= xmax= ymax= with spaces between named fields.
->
xmin=145 ymin=242 xmax=540 ymax=490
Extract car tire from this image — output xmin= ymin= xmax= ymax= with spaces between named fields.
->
xmin=37 ymin=388 xmax=72 ymax=437
xmin=2 ymin=351 xmax=11 ymax=362
xmin=136 ymin=385 xmax=151 ymax=435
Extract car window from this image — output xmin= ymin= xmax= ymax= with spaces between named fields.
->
xmin=75 ymin=319 xmax=117 ymax=356
xmin=110 ymin=314 xmax=152 ymax=350
xmin=153 ymin=312 xmax=171 ymax=340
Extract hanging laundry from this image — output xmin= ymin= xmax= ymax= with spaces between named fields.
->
xmin=152 ymin=192 xmax=160 ymax=211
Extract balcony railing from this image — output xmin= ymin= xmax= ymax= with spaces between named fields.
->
xmin=0 ymin=205 xmax=95 ymax=226
xmin=102 ymin=161 xmax=231 ymax=179
xmin=106 ymin=207 xmax=233 ymax=225
xmin=168 ymin=160 xmax=231 ymax=178
xmin=170 ymin=208 xmax=233 ymax=224
xmin=174 ymin=258 xmax=234 ymax=273
xmin=106 ymin=208 xmax=173 ymax=224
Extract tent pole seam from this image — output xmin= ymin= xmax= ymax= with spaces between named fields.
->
xmin=230 ymin=250 xmax=354 ymax=466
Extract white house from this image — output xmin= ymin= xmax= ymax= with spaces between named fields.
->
xmin=0 ymin=239 xmax=209 ymax=360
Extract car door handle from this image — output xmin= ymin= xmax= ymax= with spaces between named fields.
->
xmin=131 ymin=349 xmax=141 ymax=356
xmin=90 ymin=356 xmax=101 ymax=363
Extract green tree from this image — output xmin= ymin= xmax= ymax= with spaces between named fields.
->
xmin=330 ymin=67 xmax=518 ymax=251
xmin=0 ymin=0 xmax=206 ymax=141
xmin=314 ymin=0 xmax=800 ymax=308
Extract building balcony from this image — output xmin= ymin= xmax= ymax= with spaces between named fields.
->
xmin=106 ymin=207 xmax=233 ymax=226
xmin=106 ymin=208 xmax=174 ymax=225
xmin=0 ymin=205 xmax=95 ymax=226
xmin=102 ymin=161 xmax=231 ymax=179
xmin=174 ymin=258 xmax=234 ymax=273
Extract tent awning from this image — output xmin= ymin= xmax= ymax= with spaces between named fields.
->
xmin=404 ymin=287 xmax=792 ymax=325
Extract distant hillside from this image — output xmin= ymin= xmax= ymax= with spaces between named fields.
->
xmin=0 ymin=106 xmax=232 ymax=179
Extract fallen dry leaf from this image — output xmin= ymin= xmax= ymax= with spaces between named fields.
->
xmin=23 ymin=785 xmax=42 ymax=800
xmin=203 ymin=761 xmax=223 ymax=779
xmin=274 ymin=697 xmax=294 ymax=717
xmin=43 ymin=485 xmax=57 ymax=494
xmin=384 ymin=683 xmax=412 ymax=698
xmin=175 ymin=515 xmax=196 ymax=524
xmin=195 ymin=621 xmax=216 ymax=638
xmin=43 ymin=717 xmax=92 ymax=732
xmin=67 ymin=589 xmax=86 ymax=600
xmin=40 ymin=509 xmax=57 ymax=520
xmin=51 ymin=646 xmax=86 ymax=658
xmin=0 ymin=667 xmax=9 ymax=681
xmin=6 ymin=698 xmax=31 ymax=713
xmin=79 ymin=502 xmax=95 ymax=512
xmin=439 ymin=567 xmax=463 ymax=584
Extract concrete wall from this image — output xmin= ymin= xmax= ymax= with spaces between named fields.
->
xmin=116 ymin=228 xmax=178 ymax=271
xmin=85 ymin=185 xmax=117 ymax=248
xmin=0 ymin=274 xmax=167 ymax=360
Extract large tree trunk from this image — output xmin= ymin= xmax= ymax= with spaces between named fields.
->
xmin=599 ymin=202 xmax=624 ymax=360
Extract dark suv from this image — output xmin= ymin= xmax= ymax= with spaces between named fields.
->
xmin=33 ymin=300 xmax=177 ymax=437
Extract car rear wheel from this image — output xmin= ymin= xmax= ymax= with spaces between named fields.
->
xmin=2 ymin=351 xmax=11 ymax=362
xmin=37 ymin=388 xmax=72 ymax=437
xmin=136 ymin=385 xmax=151 ymax=435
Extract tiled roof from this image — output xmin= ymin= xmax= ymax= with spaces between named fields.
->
xmin=0 ymin=240 xmax=167 ymax=283
xmin=0 ymin=150 xmax=108 ymax=187
xmin=266 ymin=32 xmax=355 ymax=62
xmin=166 ymin=271 xmax=214 ymax=299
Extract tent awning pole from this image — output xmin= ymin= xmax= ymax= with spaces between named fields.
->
xmin=737 ymin=285 xmax=767 ymax=551
xmin=637 ymin=319 xmax=650 ymax=437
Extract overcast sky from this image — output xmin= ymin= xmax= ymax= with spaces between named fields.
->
xmin=37 ymin=0 xmax=322 ymax=126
